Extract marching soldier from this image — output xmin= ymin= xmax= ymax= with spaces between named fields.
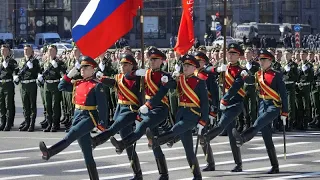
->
xmin=110 ymin=48 xmax=177 ymax=179
xmin=296 ymin=49 xmax=314 ymax=130
xmin=203 ymin=43 xmax=247 ymax=172
xmin=193 ymin=51 xmax=218 ymax=171
xmin=233 ymin=49 xmax=288 ymax=174
xmin=39 ymin=56 xmax=108 ymax=180
xmin=91 ymin=54 xmax=144 ymax=179
xmin=282 ymin=49 xmax=299 ymax=131
xmin=0 ymin=44 xmax=18 ymax=131
xmin=146 ymin=54 xmax=209 ymax=180
xmin=14 ymin=44 xmax=40 ymax=131
xmin=38 ymin=45 xmax=66 ymax=132
xmin=242 ymin=47 xmax=260 ymax=132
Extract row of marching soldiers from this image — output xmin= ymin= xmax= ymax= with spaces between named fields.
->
xmin=36 ymin=43 xmax=290 ymax=180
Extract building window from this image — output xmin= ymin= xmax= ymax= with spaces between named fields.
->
xmin=242 ymin=0 xmax=251 ymax=8
xmin=45 ymin=0 xmax=58 ymax=9
xmin=63 ymin=0 xmax=71 ymax=11
xmin=260 ymin=0 xmax=272 ymax=11
xmin=28 ymin=0 xmax=36 ymax=9
xmin=284 ymin=1 xmax=298 ymax=11
xmin=305 ymin=0 xmax=311 ymax=8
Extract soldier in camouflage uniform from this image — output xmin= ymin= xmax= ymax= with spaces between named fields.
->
xmin=0 ymin=44 xmax=18 ymax=131
xmin=14 ymin=44 xmax=41 ymax=131
xmin=296 ymin=49 xmax=314 ymax=130
xmin=38 ymin=45 xmax=67 ymax=132
xmin=282 ymin=49 xmax=299 ymax=131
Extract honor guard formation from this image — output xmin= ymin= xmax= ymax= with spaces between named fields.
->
xmin=1 ymin=43 xmax=320 ymax=180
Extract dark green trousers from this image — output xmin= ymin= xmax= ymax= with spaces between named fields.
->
xmin=286 ymin=84 xmax=296 ymax=129
xmin=244 ymin=85 xmax=257 ymax=125
xmin=64 ymin=91 xmax=74 ymax=119
xmin=40 ymin=86 xmax=47 ymax=118
xmin=44 ymin=82 xmax=62 ymax=127
xmin=296 ymin=85 xmax=311 ymax=129
xmin=311 ymin=85 xmax=320 ymax=120
xmin=20 ymin=82 xmax=37 ymax=121
xmin=0 ymin=82 xmax=15 ymax=129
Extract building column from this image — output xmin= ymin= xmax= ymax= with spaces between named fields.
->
xmin=273 ymin=0 xmax=279 ymax=23
xmin=255 ymin=0 xmax=259 ymax=22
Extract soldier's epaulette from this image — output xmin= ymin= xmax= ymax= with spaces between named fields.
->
xmin=238 ymin=64 xmax=245 ymax=70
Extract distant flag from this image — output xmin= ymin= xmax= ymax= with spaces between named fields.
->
xmin=72 ymin=0 xmax=142 ymax=58
xmin=174 ymin=0 xmax=195 ymax=55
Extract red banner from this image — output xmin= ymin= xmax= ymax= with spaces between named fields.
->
xmin=174 ymin=0 xmax=195 ymax=55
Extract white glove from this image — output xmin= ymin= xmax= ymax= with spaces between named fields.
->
xmin=197 ymin=123 xmax=205 ymax=135
xmin=174 ymin=64 xmax=181 ymax=72
xmin=13 ymin=75 xmax=19 ymax=83
xmin=75 ymin=61 xmax=81 ymax=70
xmin=220 ymin=103 xmax=227 ymax=111
xmin=135 ymin=120 xmax=141 ymax=127
xmin=284 ymin=65 xmax=291 ymax=72
xmin=139 ymin=105 xmax=149 ymax=114
xmin=2 ymin=61 xmax=8 ymax=68
xmin=26 ymin=61 xmax=33 ymax=69
xmin=217 ymin=64 xmax=227 ymax=72
xmin=245 ymin=62 xmax=252 ymax=70
xmin=302 ymin=64 xmax=308 ymax=72
xmin=99 ymin=62 xmax=105 ymax=71
xmin=96 ymin=71 xmax=104 ymax=78
xmin=37 ymin=74 xmax=43 ymax=82
xmin=209 ymin=115 xmax=216 ymax=125
xmin=161 ymin=75 xmax=168 ymax=83
xmin=67 ymin=67 xmax=78 ymax=78
xmin=281 ymin=116 xmax=287 ymax=126
xmin=135 ymin=69 xmax=147 ymax=76
xmin=240 ymin=70 xmax=249 ymax=77
xmin=172 ymin=71 xmax=180 ymax=78
xmin=51 ymin=60 xmax=58 ymax=68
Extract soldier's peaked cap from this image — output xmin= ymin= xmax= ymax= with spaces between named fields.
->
xmin=193 ymin=51 xmax=209 ymax=63
xmin=148 ymin=48 xmax=166 ymax=59
xmin=258 ymin=49 xmax=274 ymax=61
xmin=80 ymin=56 xmax=98 ymax=68
xmin=120 ymin=53 xmax=137 ymax=65
xmin=228 ymin=43 xmax=243 ymax=54
xmin=181 ymin=54 xmax=200 ymax=68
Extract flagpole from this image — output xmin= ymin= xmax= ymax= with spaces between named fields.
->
xmin=139 ymin=6 xmax=145 ymax=103
xmin=221 ymin=0 xmax=227 ymax=95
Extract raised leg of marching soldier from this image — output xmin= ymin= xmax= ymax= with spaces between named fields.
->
xmin=20 ymin=82 xmax=38 ymax=131
xmin=39 ymin=85 xmax=48 ymax=129
xmin=0 ymin=82 xmax=15 ymax=131
xmin=310 ymin=85 xmax=320 ymax=128
xmin=44 ymin=83 xmax=62 ymax=132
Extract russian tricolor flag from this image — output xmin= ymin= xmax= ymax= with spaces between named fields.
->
xmin=72 ymin=0 xmax=142 ymax=58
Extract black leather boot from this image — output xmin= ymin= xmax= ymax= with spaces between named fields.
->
xmin=110 ymin=135 xmax=136 ymax=155
xmin=39 ymin=140 xmax=69 ymax=160
xmin=203 ymin=126 xmax=223 ymax=142
xmin=91 ymin=130 xmax=112 ymax=149
xmin=230 ymin=141 xmax=242 ymax=172
xmin=146 ymin=128 xmax=175 ymax=150
xmin=86 ymin=163 xmax=99 ymax=180
xmin=232 ymin=127 xmax=256 ymax=147
xmin=156 ymin=156 xmax=169 ymax=180
xmin=0 ymin=118 xmax=6 ymax=131
xmin=129 ymin=152 xmax=143 ymax=180
xmin=28 ymin=118 xmax=36 ymax=132
xmin=166 ymin=136 xmax=180 ymax=148
xmin=19 ymin=121 xmax=26 ymax=129
xmin=20 ymin=118 xmax=30 ymax=131
xmin=267 ymin=148 xmax=279 ymax=174
xmin=187 ymin=157 xmax=202 ymax=180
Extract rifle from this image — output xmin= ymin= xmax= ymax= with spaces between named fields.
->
xmin=15 ymin=55 xmax=37 ymax=84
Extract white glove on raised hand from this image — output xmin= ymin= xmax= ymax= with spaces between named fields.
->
xmin=240 ymin=70 xmax=249 ymax=77
xmin=37 ymin=74 xmax=43 ymax=82
xmin=139 ymin=105 xmax=149 ymax=114
xmin=67 ymin=67 xmax=78 ymax=78
xmin=245 ymin=62 xmax=252 ymax=70
xmin=51 ymin=60 xmax=58 ymax=68
xmin=197 ymin=123 xmax=205 ymax=135
xmin=217 ymin=64 xmax=227 ymax=72
xmin=26 ymin=61 xmax=33 ymax=69
xmin=220 ymin=103 xmax=227 ymax=111
xmin=302 ymin=64 xmax=308 ymax=72
xmin=96 ymin=71 xmax=104 ymax=78
xmin=2 ymin=61 xmax=8 ymax=68
xmin=281 ymin=116 xmax=287 ymax=126
xmin=284 ymin=65 xmax=291 ymax=72
xmin=99 ymin=62 xmax=105 ymax=71
xmin=13 ymin=75 xmax=19 ymax=83
xmin=75 ymin=61 xmax=81 ymax=70
xmin=135 ymin=69 xmax=147 ymax=76
xmin=161 ymin=75 xmax=168 ymax=83
xmin=172 ymin=71 xmax=180 ymax=78
xmin=174 ymin=64 xmax=181 ymax=72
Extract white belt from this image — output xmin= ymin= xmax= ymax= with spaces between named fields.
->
xmin=245 ymin=83 xmax=255 ymax=86
xmin=316 ymin=82 xmax=320 ymax=85
xmin=0 ymin=79 xmax=12 ymax=83
xmin=21 ymin=79 xmax=36 ymax=83
xmin=45 ymin=79 xmax=60 ymax=83
xmin=285 ymin=81 xmax=295 ymax=84
xmin=297 ymin=82 xmax=310 ymax=86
